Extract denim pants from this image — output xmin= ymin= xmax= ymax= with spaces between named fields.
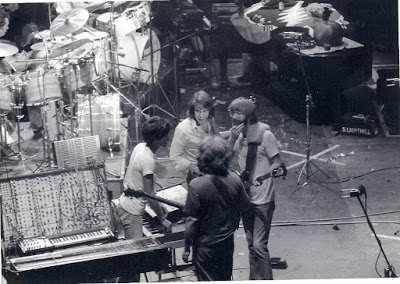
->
xmin=242 ymin=200 xmax=275 ymax=280
xmin=116 ymin=204 xmax=143 ymax=240
xmin=194 ymin=235 xmax=234 ymax=281
xmin=116 ymin=204 xmax=142 ymax=282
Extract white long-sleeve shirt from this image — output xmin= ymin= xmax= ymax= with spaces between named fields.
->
xmin=169 ymin=117 xmax=217 ymax=172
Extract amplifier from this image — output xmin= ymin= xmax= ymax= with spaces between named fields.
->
xmin=341 ymin=114 xmax=379 ymax=138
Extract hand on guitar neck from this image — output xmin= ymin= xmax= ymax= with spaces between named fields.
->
xmin=241 ymin=163 xmax=287 ymax=188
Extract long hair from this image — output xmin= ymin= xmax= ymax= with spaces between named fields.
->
xmin=141 ymin=116 xmax=171 ymax=144
xmin=197 ymin=136 xmax=231 ymax=177
xmin=228 ymin=97 xmax=258 ymax=125
xmin=187 ymin=90 xmax=215 ymax=119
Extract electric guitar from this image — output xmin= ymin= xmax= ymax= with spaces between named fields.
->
xmin=240 ymin=163 xmax=287 ymax=189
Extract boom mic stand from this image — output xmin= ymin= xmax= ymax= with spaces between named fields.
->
xmin=342 ymin=185 xmax=398 ymax=278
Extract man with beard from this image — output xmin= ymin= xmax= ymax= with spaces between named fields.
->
xmin=228 ymin=96 xmax=282 ymax=280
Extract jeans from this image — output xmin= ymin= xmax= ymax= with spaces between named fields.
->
xmin=116 ymin=204 xmax=142 ymax=282
xmin=242 ymin=200 xmax=275 ymax=280
xmin=194 ymin=235 xmax=234 ymax=281
xmin=116 ymin=204 xmax=143 ymax=240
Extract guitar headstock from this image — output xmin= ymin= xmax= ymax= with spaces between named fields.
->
xmin=272 ymin=163 xmax=287 ymax=179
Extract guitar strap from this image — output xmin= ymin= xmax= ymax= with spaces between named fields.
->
xmin=243 ymin=123 xmax=271 ymax=183
xmin=243 ymin=142 xmax=259 ymax=183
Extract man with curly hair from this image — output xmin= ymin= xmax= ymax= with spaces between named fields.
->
xmin=115 ymin=116 xmax=172 ymax=282
xmin=182 ymin=136 xmax=250 ymax=281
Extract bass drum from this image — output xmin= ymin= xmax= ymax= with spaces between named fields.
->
xmin=117 ymin=30 xmax=160 ymax=84
xmin=77 ymin=93 xmax=121 ymax=150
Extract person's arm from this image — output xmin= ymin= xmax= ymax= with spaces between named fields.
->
xmin=182 ymin=216 xmax=199 ymax=263
xmin=142 ymin=174 xmax=171 ymax=229
xmin=263 ymin=131 xmax=282 ymax=175
xmin=268 ymin=153 xmax=282 ymax=175
xmin=227 ymin=123 xmax=245 ymax=148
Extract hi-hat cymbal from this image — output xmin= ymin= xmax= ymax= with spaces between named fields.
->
xmin=48 ymin=38 xmax=92 ymax=58
xmin=0 ymin=43 xmax=19 ymax=57
xmin=50 ymin=8 xmax=89 ymax=37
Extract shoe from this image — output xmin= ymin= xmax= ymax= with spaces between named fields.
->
xmin=32 ymin=130 xmax=43 ymax=141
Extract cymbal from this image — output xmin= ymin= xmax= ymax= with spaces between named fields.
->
xmin=0 ymin=43 xmax=19 ymax=57
xmin=31 ymin=42 xmax=63 ymax=51
xmin=48 ymin=38 xmax=93 ymax=58
xmin=34 ymin=30 xmax=51 ymax=40
xmin=74 ymin=31 xmax=109 ymax=41
xmin=50 ymin=8 xmax=89 ymax=37
xmin=69 ymin=42 xmax=94 ymax=59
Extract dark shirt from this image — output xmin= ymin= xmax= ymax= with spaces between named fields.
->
xmin=183 ymin=172 xmax=250 ymax=247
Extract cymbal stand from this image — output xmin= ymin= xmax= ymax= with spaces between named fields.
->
xmin=34 ymin=98 xmax=56 ymax=173
xmin=9 ymin=77 xmax=35 ymax=166
xmin=140 ymin=1 xmax=178 ymax=120
xmin=294 ymin=35 xmax=330 ymax=185
xmin=0 ymin=112 xmax=17 ymax=165
xmin=155 ymin=30 xmax=200 ymax=118
xmin=109 ymin=1 xmax=122 ymax=89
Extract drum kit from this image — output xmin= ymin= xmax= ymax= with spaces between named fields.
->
xmin=0 ymin=1 xmax=159 ymax=169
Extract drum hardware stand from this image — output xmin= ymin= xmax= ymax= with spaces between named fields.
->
xmin=34 ymin=99 xmax=57 ymax=173
xmin=0 ymin=113 xmax=18 ymax=165
xmin=103 ymin=78 xmax=150 ymax=146
xmin=11 ymin=102 xmax=36 ymax=165
xmin=141 ymin=1 xmax=178 ymax=120
xmin=4 ymin=79 xmax=35 ymax=167
xmin=109 ymin=1 xmax=123 ymax=89
xmin=291 ymin=35 xmax=331 ymax=187
xmin=156 ymin=30 xmax=200 ymax=118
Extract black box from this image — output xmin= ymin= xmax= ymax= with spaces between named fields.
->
xmin=341 ymin=114 xmax=380 ymax=137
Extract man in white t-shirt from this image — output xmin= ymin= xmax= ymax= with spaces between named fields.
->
xmin=228 ymin=97 xmax=282 ymax=280
xmin=116 ymin=116 xmax=172 ymax=282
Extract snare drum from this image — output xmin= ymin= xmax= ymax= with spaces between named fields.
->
xmin=118 ymin=30 xmax=161 ymax=84
xmin=25 ymin=69 xmax=62 ymax=105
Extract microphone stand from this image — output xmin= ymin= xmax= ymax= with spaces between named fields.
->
xmin=292 ymin=35 xmax=330 ymax=185
xmin=352 ymin=185 xmax=398 ymax=278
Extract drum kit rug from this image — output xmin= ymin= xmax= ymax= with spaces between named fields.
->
xmin=0 ymin=2 xmax=159 ymax=171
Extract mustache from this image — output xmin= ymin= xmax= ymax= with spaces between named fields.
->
xmin=232 ymin=119 xmax=243 ymax=125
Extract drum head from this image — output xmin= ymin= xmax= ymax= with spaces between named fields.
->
xmin=117 ymin=30 xmax=160 ymax=84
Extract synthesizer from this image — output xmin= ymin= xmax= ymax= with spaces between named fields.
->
xmin=4 ymin=237 xmax=172 ymax=284
xmin=17 ymin=227 xmax=115 ymax=254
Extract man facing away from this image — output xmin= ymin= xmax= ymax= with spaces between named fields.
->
xmin=182 ymin=136 xmax=251 ymax=281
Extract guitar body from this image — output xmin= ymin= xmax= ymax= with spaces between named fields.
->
xmin=240 ymin=163 xmax=287 ymax=191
